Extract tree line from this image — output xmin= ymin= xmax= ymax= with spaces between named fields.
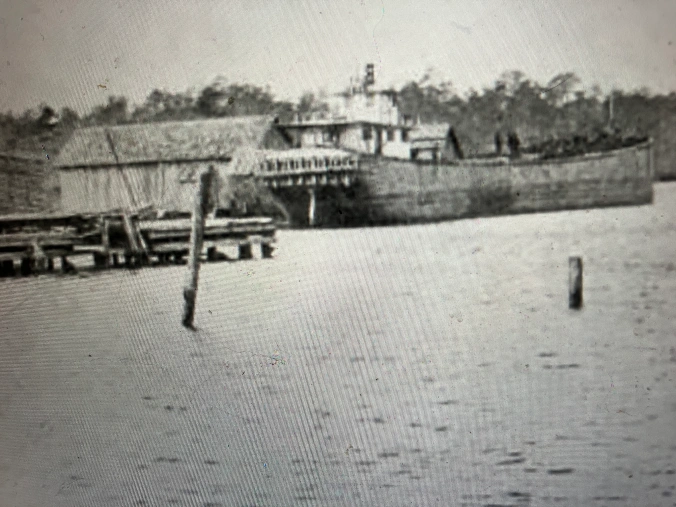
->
xmin=1 ymin=70 xmax=675 ymax=177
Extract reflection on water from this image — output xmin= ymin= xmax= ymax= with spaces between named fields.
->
xmin=1 ymin=184 xmax=675 ymax=506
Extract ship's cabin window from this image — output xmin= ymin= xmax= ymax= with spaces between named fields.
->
xmin=402 ymin=129 xmax=409 ymax=142
xmin=362 ymin=127 xmax=373 ymax=141
xmin=387 ymin=129 xmax=395 ymax=142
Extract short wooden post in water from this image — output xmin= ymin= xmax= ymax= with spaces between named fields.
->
xmin=569 ymin=256 xmax=583 ymax=309
xmin=182 ymin=166 xmax=214 ymax=329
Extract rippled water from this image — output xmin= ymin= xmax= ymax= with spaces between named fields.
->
xmin=1 ymin=184 xmax=675 ymax=507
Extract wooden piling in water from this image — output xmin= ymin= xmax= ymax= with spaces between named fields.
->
xmin=182 ymin=166 xmax=214 ymax=329
xmin=569 ymin=256 xmax=583 ymax=309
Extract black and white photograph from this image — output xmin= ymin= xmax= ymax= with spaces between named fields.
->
xmin=1 ymin=1 xmax=675 ymax=505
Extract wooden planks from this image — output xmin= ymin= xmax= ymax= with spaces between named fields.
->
xmin=0 ymin=211 xmax=276 ymax=277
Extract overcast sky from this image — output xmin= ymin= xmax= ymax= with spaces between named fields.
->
xmin=1 ymin=0 xmax=675 ymax=114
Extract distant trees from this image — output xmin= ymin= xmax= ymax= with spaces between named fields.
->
xmin=296 ymin=92 xmax=330 ymax=119
xmin=132 ymin=89 xmax=199 ymax=123
xmin=83 ymin=96 xmax=129 ymax=127
xmin=0 ymin=104 xmax=82 ymax=155
xmin=1 ymin=70 xmax=675 ymax=178
xmin=390 ymin=69 xmax=676 ymax=176
xmin=195 ymin=80 xmax=291 ymax=118
xmin=396 ymin=70 xmax=607 ymax=155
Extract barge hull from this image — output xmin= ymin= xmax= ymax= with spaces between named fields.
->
xmin=357 ymin=142 xmax=654 ymax=225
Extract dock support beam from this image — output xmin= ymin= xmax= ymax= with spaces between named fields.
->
xmin=93 ymin=253 xmax=109 ymax=268
xmin=261 ymin=243 xmax=274 ymax=259
xmin=20 ymin=257 xmax=33 ymax=276
xmin=308 ymin=187 xmax=317 ymax=227
xmin=182 ymin=166 xmax=214 ymax=329
xmin=569 ymin=256 xmax=583 ymax=309
xmin=238 ymin=243 xmax=253 ymax=260
xmin=207 ymin=247 xmax=218 ymax=262
xmin=97 ymin=218 xmax=111 ymax=268
xmin=1 ymin=260 xmax=15 ymax=277
xmin=61 ymin=256 xmax=75 ymax=274
xmin=31 ymin=241 xmax=47 ymax=273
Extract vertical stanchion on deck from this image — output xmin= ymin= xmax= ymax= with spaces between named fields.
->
xmin=122 ymin=213 xmax=139 ymax=267
xmin=308 ymin=187 xmax=317 ymax=227
xmin=31 ymin=240 xmax=47 ymax=273
xmin=569 ymin=256 xmax=583 ymax=309
xmin=100 ymin=218 xmax=111 ymax=268
xmin=182 ymin=166 xmax=214 ymax=329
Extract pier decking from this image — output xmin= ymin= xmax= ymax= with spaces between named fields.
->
xmin=0 ymin=212 xmax=275 ymax=277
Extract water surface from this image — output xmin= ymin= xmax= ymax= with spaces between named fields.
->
xmin=1 ymin=184 xmax=675 ymax=506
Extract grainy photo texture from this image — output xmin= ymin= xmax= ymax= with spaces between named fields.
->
xmin=1 ymin=1 xmax=675 ymax=506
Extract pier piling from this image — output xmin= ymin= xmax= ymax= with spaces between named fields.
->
xmin=238 ymin=243 xmax=253 ymax=260
xmin=1 ymin=260 xmax=15 ymax=277
xmin=569 ymin=256 xmax=583 ymax=309
xmin=261 ymin=243 xmax=274 ymax=259
xmin=20 ymin=258 xmax=32 ymax=277
xmin=61 ymin=256 xmax=75 ymax=274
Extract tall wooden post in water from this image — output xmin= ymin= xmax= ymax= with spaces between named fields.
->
xmin=182 ymin=166 xmax=215 ymax=328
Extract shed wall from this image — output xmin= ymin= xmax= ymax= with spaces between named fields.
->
xmin=59 ymin=161 xmax=232 ymax=214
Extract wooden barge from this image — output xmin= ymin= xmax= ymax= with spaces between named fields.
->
xmin=0 ymin=212 xmax=276 ymax=277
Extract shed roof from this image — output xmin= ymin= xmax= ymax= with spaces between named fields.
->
xmin=55 ymin=116 xmax=278 ymax=168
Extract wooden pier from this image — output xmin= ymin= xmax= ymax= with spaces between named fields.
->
xmin=0 ymin=212 xmax=276 ymax=277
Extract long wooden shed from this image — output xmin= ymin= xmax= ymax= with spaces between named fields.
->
xmin=54 ymin=116 xmax=289 ymax=214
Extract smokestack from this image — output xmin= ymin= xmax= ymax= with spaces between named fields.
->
xmin=365 ymin=63 xmax=375 ymax=88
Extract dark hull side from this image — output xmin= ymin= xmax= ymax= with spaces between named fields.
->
xmin=271 ymin=142 xmax=654 ymax=227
